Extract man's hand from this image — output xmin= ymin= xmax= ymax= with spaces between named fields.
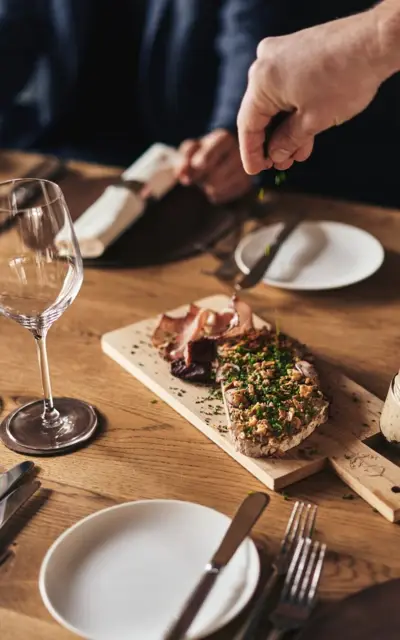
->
xmin=237 ymin=1 xmax=400 ymax=175
xmin=177 ymin=129 xmax=252 ymax=204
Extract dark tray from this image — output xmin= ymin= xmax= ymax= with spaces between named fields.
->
xmin=81 ymin=184 xmax=247 ymax=269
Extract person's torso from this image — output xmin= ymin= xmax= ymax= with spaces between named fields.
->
xmin=24 ymin=0 xmax=229 ymax=155
xmin=49 ymin=0 xmax=147 ymax=153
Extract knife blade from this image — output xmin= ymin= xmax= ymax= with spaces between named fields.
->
xmin=0 ymin=461 xmax=34 ymax=502
xmin=0 ymin=480 xmax=41 ymax=532
xmin=163 ymin=492 xmax=270 ymax=640
xmin=235 ymin=215 xmax=304 ymax=290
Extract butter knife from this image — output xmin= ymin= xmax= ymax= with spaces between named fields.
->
xmin=163 ymin=492 xmax=270 ymax=640
xmin=0 ymin=461 xmax=34 ymax=502
xmin=0 ymin=480 xmax=41 ymax=532
xmin=235 ymin=216 xmax=304 ymax=291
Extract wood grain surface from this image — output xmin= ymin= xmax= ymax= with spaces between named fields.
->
xmin=102 ymin=293 xmax=400 ymax=522
xmin=0 ymin=151 xmax=400 ymax=639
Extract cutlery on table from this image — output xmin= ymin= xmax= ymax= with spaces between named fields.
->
xmin=234 ymin=501 xmax=317 ymax=640
xmin=0 ymin=480 xmax=41 ymax=532
xmin=0 ymin=157 xmax=66 ymax=235
xmin=200 ymin=190 xmax=273 ymax=282
xmin=163 ymin=491 xmax=270 ymax=640
xmin=0 ymin=461 xmax=35 ymax=502
xmin=111 ymin=177 xmax=146 ymax=195
xmin=266 ymin=537 xmax=327 ymax=640
xmin=235 ymin=215 xmax=304 ymax=291
xmin=204 ymin=213 xmax=269 ymax=282
xmin=205 ymin=218 xmax=247 ymax=281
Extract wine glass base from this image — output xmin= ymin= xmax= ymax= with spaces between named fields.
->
xmin=0 ymin=397 xmax=98 ymax=455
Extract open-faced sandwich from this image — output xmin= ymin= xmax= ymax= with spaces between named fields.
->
xmin=152 ymin=297 xmax=329 ymax=457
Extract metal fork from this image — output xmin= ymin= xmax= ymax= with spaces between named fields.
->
xmin=201 ymin=195 xmax=271 ymax=282
xmin=234 ymin=501 xmax=318 ymax=640
xmin=266 ymin=537 xmax=327 ymax=640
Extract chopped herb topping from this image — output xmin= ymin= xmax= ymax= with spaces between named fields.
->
xmin=219 ymin=328 xmax=327 ymax=443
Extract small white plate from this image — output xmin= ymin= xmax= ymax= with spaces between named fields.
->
xmin=235 ymin=221 xmax=384 ymax=291
xmin=39 ymin=500 xmax=260 ymax=640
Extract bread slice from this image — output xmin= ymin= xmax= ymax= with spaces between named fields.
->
xmin=218 ymin=328 xmax=329 ymax=457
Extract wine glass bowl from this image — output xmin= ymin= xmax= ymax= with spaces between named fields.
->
xmin=0 ymin=179 xmax=97 ymax=454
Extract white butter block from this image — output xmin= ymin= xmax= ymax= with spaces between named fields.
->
xmin=59 ymin=144 xmax=183 ymax=259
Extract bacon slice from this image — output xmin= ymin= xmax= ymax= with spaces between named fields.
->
xmin=151 ymin=304 xmax=200 ymax=349
xmin=224 ymin=296 xmax=254 ymax=337
xmin=151 ymin=297 xmax=255 ymax=368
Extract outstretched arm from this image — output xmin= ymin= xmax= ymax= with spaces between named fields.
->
xmin=237 ymin=0 xmax=400 ymax=174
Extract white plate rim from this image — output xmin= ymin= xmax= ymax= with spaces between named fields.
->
xmin=39 ymin=498 xmax=260 ymax=640
xmin=234 ymin=220 xmax=385 ymax=291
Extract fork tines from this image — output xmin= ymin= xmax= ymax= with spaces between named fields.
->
xmin=233 ymin=500 xmax=319 ymax=640
xmin=268 ymin=537 xmax=327 ymax=639
xmin=282 ymin=537 xmax=326 ymax=606
xmin=279 ymin=501 xmax=317 ymax=568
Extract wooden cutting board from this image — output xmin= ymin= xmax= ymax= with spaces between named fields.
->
xmin=101 ymin=295 xmax=400 ymax=522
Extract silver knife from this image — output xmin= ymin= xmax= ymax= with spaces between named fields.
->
xmin=0 ymin=461 xmax=34 ymax=502
xmin=235 ymin=216 xmax=304 ymax=290
xmin=0 ymin=480 xmax=41 ymax=532
xmin=163 ymin=492 xmax=270 ymax=640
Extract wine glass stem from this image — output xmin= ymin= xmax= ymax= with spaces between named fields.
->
xmin=35 ymin=333 xmax=60 ymax=426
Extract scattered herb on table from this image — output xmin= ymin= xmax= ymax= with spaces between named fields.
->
xmin=342 ymin=493 xmax=355 ymax=500
xmin=150 ymin=399 xmax=158 ymax=404
xmin=281 ymin=491 xmax=290 ymax=501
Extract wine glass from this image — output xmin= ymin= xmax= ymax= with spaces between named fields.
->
xmin=0 ymin=178 xmax=97 ymax=454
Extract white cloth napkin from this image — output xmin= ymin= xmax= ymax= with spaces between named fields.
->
xmin=59 ymin=143 xmax=183 ymax=259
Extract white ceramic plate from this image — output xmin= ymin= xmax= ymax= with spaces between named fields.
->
xmin=39 ymin=500 xmax=260 ymax=640
xmin=235 ymin=221 xmax=384 ymax=291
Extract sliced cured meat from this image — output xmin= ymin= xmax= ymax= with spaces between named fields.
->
xmin=151 ymin=297 xmax=254 ymax=364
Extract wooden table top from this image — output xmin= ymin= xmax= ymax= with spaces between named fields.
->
xmin=1 ymin=151 xmax=400 ymax=640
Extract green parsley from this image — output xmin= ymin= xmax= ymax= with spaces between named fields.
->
xmin=274 ymin=171 xmax=287 ymax=187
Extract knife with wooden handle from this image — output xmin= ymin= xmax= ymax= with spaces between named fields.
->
xmin=163 ymin=492 xmax=270 ymax=640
